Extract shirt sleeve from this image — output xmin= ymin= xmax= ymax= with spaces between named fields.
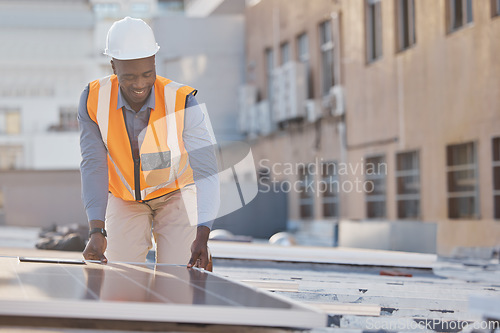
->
xmin=183 ymin=94 xmax=220 ymax=229
xmin=78 ymin=85 xmax=109 ymax=223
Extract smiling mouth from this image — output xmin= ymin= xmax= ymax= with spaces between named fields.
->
xmin=132 ymin=89 xmax=147 ymax=97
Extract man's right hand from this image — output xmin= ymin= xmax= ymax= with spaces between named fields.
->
xmin=83 ymin=233 xmax=108 ymax=263
xmin=83 ymin=232 xmax=108 ymax=263
xmin=83 ymin=220 xmax=108 ymax=263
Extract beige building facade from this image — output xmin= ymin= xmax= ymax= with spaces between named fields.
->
xmin=240 ymin=0 xmax=500 ymax=255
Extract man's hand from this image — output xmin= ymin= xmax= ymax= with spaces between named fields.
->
xmin=83 ymin=233 xmax=108 ymax=263
xmin=83 ymin=220 xmax=108 ymax=263
xmin=187 ymin=226 xmax=210 ymax=269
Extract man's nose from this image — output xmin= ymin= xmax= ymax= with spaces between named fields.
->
xmin=132 ymin=77 xmax=148 ymax=89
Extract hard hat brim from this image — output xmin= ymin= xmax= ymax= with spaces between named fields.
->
xmin=104 ymin=45 xmax=160 ymax=60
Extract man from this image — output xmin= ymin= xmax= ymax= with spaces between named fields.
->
xmin=78 ymin=17 xmax=219 ymax=270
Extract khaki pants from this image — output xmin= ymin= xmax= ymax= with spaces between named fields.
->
xmin=104 ymin=185 xmax=198 ymax=264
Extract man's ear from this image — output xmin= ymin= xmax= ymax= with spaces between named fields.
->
xmin=111 ymin=60 xmax=116 ymax=75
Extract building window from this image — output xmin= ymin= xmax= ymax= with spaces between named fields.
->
xmin=0 ymin=145 xmax=23 ymax=170
xmin=60 ymin=107 xmax=78 ymax=131
xmin=297 ymin=33 xmax=313 ymax=99
xmin=447 ymin=0 xmax=473 ymax=33
xmin=280 ymin=42 xmax=290 ymax=65
xmin=321 ymin=161 xmax=339 ymax=218
xmin=47 ymin=107 xmax=78 ymax=132
xmin=492 ymin=0 xmax=500 ymax=17
xmin=365 ymin=0 xmax=383 ymax=63
xmin=298 ymin=164 xmax=314 ymax=219
xmin=447 ymin=142 xmax=479 ymax=219
xmin=158 ymin=0 xmax=184 ymax=13
xmin=131 ymin=2 xmax=150 ymax=13
xmin=319 ymin=20 xmax=335 ymax=95
xmin=365 ymin=155 xmax=387 ymax=218
xmin=396 ymin=151 xmax=420 ymax=218
xmin=0 ymin=108 xmax=21 ymax=135
xmin=92 ymin=2 xmax=120 ymax=18
xmin=396 ymin=0 xmax=416 ymax=51
xmin=493 ymin=137 xmax=500 ymax=219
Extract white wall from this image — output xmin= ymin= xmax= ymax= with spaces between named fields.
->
xmin=153 ymin=15 xmax=245 ymax=141
xmin=31 ymin=133 xmax=81 ymax=170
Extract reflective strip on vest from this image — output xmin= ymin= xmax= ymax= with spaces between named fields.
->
xmin=109 ymin=154 xmax=136 ymax=198
xmin=94 ymin=76 xmax=136 ymax=199
xmin=164 ymin=81 xmax=183 ymax=183
xmin=94 ymin=75 xmax=136 ymax=200
xmin=96 ymin=76 xmax=112 ymax=148
xmin=140 ymin=81 xmax=186 ymax=198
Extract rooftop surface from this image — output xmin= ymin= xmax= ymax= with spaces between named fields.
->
xmin=0 ymin=226 xmax=499 ymax=333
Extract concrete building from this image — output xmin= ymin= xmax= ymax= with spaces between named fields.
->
xmin=239 ymin=0 xmax=500 ymax=255
xmin=0 ymin=0 xmax=95 ymax=171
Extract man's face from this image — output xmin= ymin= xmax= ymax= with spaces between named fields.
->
xmin=111 ymin=56 xmax=156 ymax=111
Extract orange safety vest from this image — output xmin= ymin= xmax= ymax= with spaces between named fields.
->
xmin=86 ymin=74 xmax=195 ymax=201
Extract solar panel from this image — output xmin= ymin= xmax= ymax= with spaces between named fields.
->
xmin=0 ymin=257 xmax=327 ymax=329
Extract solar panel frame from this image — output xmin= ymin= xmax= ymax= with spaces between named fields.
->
xmin=0 ymin=258 xmax=328 ymax=329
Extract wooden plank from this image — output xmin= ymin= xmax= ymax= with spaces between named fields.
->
xmin=209 ymin=242 xmax=437 ymax=268
xmin=304 ymin=302 xmax=381 ymax=316
xmin=240 ymin=280 xmax=299 ymax=292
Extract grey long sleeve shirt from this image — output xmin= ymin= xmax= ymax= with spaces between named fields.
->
xmin=78 ymin=83 xmax=220 ymax=229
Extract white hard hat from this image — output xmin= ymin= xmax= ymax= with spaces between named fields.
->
xmin=104 ymin=17 xmax=160 ymax=60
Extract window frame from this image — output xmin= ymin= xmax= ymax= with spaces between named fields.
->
xmin=321 ymin=161 xmax=339 ymax=218
xmin=395 ymin=0 xmax=416 ymax=52
xmin=365 ymin=154 xmax=387 ymax=219
xmin=365 ymin=0 xmax=383 ymax=64
xmin=319 ymin=19 xmax=336 ymax=96
xmin=492 ymin=137 xmax=500 ymax=219
xmin=492 ymin=0 xmax=500 ymax=17
xmin=446 ymin=142 xmax=480 ymax=219
xmin=298 ymin=164 xmax=315 ymax=219
xmin=395 ymin=150 xmax=421 ymax=219
xmin=59 ymin=106 xmax=79 ymax=132
xmin=296 ymin=32 xmax=313 ymax=99
xmin=0 ymin=107 xmax=21 ymax=135
xmin=446 ymin=0 xmax=474 ymax=34
xmin=0 ymin=144 xmax=23 ymax=170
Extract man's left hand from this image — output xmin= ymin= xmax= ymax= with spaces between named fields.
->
xmin=187 ymin=226 xmax=210 ymax=269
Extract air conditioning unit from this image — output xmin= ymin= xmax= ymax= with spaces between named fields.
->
xmin=238 ymin=107 xmax=248 ymax=135
xmin=257 ymin=100 xmax=272 ymax=136
xmin=248 ymin=103 xmax=259 ymax=138
xmin=282 ymin=61 xmax=307 ymax=121
xmin=328 ymin=85 xmax=345 ymax=117
xmin=305 ymin=99 xmax=322 ymax=123
xmin=271 ymin=67 xmax=286 ymax=125
xmin=238 ymin=85 xmax=257 ymax=134
xmin=271 ymin=62 xmax=308 ymax=126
